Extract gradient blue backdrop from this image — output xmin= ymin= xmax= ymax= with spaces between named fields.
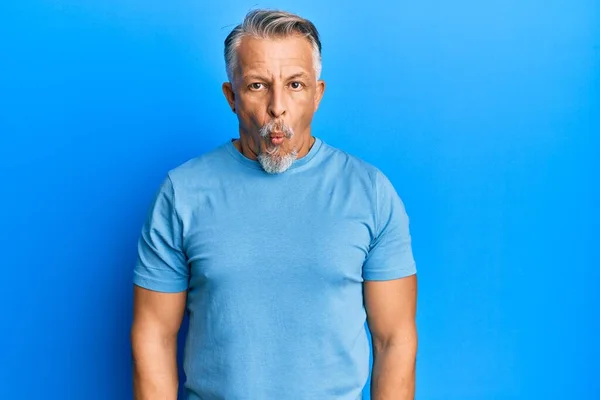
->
xmin=1 ymin=1 xmax=598 ymax=399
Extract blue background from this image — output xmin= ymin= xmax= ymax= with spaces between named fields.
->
xmin=1 ymin=1 xmax=598 ymax=399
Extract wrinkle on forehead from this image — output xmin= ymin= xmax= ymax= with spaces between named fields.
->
xmin=235 ymin=36 xmax=315 ymax=81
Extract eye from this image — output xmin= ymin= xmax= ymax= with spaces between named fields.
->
xmin=289 ymin=81 xmax=304 ymax=90
xmin=249 ymin=82 xmax=265 ymax=90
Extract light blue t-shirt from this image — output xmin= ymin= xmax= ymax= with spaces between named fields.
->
xmin=133 ymin=137 xmax=416 ymax=400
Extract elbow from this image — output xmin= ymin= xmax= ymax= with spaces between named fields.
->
xmin=130 ymin=320 xmax=178 ymax=354
xmin=372 ymin=327 xmax=418 ymax=355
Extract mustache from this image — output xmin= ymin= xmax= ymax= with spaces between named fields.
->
xmin=259 ymin=120 xmax=294 ymax=139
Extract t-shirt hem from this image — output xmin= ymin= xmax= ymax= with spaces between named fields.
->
xmin=133 ymin=273 xmax=188 ymax=293
xmin=362 ymin=263 xmax=417 ymax=281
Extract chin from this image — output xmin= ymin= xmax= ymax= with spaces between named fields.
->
xmin=258 ymin=148 xmax=298 ymax=174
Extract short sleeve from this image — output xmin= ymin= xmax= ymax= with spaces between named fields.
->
xmin=362 ymin=170 xmax=417 ymax=281
xmin=133 ymin=174 xmax=189 ymax=292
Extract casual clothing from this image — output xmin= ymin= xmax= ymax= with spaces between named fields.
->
xmin=134 ymin=137 xmax=416 ymax=399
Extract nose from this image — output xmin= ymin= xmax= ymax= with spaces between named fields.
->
xmin=267 ymin=86 xmax=286 ymax=119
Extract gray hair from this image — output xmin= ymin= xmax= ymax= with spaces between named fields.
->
xmin=224 ymin=9 xmax=322 ymax=83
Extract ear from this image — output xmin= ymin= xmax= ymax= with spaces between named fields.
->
xmin=222 ymin=82 xmax=236 ymax=113
xmin=314 ymin=79 xmax=326 ymax=112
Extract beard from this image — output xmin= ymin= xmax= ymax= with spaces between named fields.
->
xmin=257 ymin=119 xmax=297 ymax=174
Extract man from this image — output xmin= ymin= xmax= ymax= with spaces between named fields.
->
xmin=131 ymin=9 xmax=417 ymax=400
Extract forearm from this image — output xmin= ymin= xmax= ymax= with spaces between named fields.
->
xmin=131 ymin=330 xmax=179 ymax=400
xmin=370 ymin=338 xmax=417 ymax=400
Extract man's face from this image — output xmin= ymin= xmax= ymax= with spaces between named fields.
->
xmin=223 ymin=35 xmax=325 ymax=173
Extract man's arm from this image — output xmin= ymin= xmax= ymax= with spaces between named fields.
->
xmin=364 ymin=274 xmax=418 ymax=400
xmin=131 ymin=285 xmax=187 ymax=400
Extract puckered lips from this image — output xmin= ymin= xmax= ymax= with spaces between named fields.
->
xmin=269 ymin=131 xmax=285 ymax=146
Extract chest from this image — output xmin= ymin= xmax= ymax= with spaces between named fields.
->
xmin=180 ymin=176 xmax=376 ymax=291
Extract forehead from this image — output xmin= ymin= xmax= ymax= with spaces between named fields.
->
xmin=235 ymin=35 xmax=314 ymax=76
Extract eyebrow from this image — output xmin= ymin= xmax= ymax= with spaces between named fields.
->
xmin=242 ymin=74 xmax=268 ymax=81
xmin=286 ymin=72 xmax=309 ymax=81
xmin=242 ymin=72 xmax=310 ymax=81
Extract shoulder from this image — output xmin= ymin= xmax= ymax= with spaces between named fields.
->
xmin=319 ymin=140 xmax=385 ymax=184
xmin=171 ymin=142 xmax=230 ymax=176
xmin=163 ymin=142 xmax=233 ymax=191
xmin=319 ymin=141 xmax=404 ymax=209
